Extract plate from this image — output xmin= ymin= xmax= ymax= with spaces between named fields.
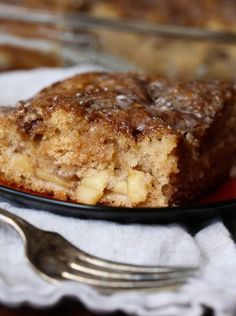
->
xmin=0 ymin=178 xmax=235 ymax=224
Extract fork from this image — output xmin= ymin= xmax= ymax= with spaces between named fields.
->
xmin=0 ymin=207 xmax=198 ymax=291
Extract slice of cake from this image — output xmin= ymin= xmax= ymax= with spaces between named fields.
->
xmin=0 ymin=72 xmax=235 ymax=207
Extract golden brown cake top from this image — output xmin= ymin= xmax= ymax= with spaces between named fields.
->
xmin=15 ymin=72 xmax=236 ymax=142
xmin=94 ymin=0 xmax=236 ymax=28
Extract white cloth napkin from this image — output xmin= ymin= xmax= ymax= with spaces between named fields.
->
xmin=0 ymin=66 xmax=236 ymax=316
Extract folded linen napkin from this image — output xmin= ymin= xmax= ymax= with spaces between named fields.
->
xmin=0 ymin=66 xmax=235 ymax=316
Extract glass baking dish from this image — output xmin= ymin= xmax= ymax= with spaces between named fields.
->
xmin=0 ymin=1 xmax=236 ymax=80
xmin=0 ymin=2 xmax=136 ymax=72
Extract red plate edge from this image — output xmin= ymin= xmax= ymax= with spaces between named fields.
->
xmin=199 ymin=177 xmax=236 ymax=204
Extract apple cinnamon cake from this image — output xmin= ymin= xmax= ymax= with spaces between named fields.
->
xmin=0 ymin=72 xmax=235 ymax=207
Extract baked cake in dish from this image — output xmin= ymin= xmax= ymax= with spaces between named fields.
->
xmin=0 ymin=0 xmax=89 ymax=71
xmin=0 ymin=44 xmax=62 ymax=71
xmin=91 ymin=0 xmax=236 ymax=80
xmin=0 ymin=72 xmax=235 ymax=207
xmin=0 ymin=0 xmax=88 ymax=11
xmin=0 ymin=18 xmax=62 ymax=71
xmin=91 ymin=0 xmax=236 ymax=28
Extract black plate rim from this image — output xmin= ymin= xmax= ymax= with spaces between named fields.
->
xmin=0 ymin=183 xmax=235 ymax=215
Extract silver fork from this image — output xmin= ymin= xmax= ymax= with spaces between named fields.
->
xmin=0 ymin=207 xmax=198 ymax=291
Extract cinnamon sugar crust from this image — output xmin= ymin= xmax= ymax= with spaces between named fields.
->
xmin=16 ymin=72 xmax=235 ymax=141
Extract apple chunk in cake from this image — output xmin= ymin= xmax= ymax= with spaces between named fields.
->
xmin=0 ymin=72 xmax=235 ymax=207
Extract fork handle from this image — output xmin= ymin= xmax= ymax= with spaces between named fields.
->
xmin=0 ymin=207 xmax=32 ymax=241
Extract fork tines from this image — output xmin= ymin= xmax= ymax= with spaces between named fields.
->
xmin=61 ymin=250 xmax=198 ymax=289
